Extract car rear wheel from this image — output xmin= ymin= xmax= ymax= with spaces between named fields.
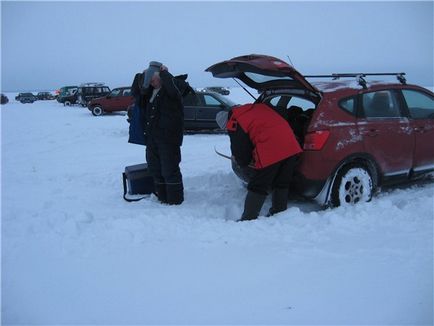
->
xmin=331 ymin=164 xmax=373 ymax=207
xmin=64 ymin=101 xmax=71 ymax=106
xmin=91 ymin=106 xmax=103 ymax=116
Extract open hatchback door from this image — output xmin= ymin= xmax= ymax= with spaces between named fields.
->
xmin=205 ymin=54 xmax=319 ymax=94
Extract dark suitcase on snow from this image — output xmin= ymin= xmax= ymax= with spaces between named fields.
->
xmin=122 ymin=163 xmax=154 ymax=202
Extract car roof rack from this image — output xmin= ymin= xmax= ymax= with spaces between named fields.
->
xmin=304 ymin=72 xmax=406 ymax=89
xmin=79 ymin=82 xmax=105 ymax=87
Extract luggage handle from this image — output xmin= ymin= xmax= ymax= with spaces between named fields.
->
xmin=123 ymin=172 xmax=151 ymax=202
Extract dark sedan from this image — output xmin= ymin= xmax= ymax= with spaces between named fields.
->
xmin=183 ymin=90 xmax=237 ymax=130
xmin=127 ymin=90 xmax=238 ymax=131
xmin=37 ymin=92 xmax=55 ymax=100
xmin=16 ymin=93 xmax=37 ymax=103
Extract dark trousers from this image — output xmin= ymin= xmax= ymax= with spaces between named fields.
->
xmin=146 ymin=137 xmax=184 ymax=204
xmin=247 ymin=156 xmax=298 ymax=195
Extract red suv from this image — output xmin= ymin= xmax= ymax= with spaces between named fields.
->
xmin=207 ymin=54 xmax=434 ymax=207
xmin=87 ymin=87 xmax=134 ymax=116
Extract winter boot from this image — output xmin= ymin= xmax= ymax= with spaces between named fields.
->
xmin=238 ymin=191 xmax=267 ymax=221
xmin=267 ymin=187 xmax=289 ymax=216
xmin=154 ymin=182 xmax=168 ymax=204
xmin=166 ymin=182 xmax=184 ymax=205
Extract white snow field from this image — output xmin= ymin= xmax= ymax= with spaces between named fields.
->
xmin=1 ymin=88 xmax=433 ymax=325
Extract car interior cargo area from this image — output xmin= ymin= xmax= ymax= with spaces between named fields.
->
xmin=261 ymin=92 xmax=317 ymax=146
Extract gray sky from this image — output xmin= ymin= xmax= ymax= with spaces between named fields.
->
xmin=1 ymin=1 xmax=433 ymax=92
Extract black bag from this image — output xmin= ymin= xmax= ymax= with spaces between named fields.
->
xmin=122 ymin=163 xmax=155 ymax=202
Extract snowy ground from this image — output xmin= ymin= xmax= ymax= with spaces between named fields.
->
xmin=1 ymin=89 xmax=433 ymax=325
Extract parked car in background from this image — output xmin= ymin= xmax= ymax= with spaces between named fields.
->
xmin=16 ymin=93 xmax=37 ymax=103
xmin=127 ymin=89 xmax=238 ymax=130
xmin=184 ymin=90 xmax=237 ymax=129
xmin=77 ymin=83 xmax=111 ymax=107
xmin=87 ymin=87 xmax=133 ymax=116
xmin=205 ymin=86 xmax=230 ymax=95
xmin=57 ymin=86 xmax=78 ymax=106
xmin=206 ymin=54 xmax=434 ymax=207
xmin=1 ymin=94 xmax=9 ymax=105
xmin=16 ymin=92 xmax=34 ymax=101
xmin=37 ymin=92 xmax=55 ymax=100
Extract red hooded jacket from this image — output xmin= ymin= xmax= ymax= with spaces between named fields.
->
xmin=227 ymin=103 xmax=302 ymax=169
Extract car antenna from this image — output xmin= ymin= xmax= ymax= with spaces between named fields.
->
xmin=232 ymin=78 xmax=257 ymax=101
xmin=286 ymin=55 xmax=294 ymax=67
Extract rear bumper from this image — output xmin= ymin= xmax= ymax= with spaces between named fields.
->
xmin=232 ymin=161 xmax=327 ymax=200
xmin=292 ymin=173 xmax=327 ymax=199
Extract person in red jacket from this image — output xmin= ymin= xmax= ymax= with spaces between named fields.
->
xmin=224 ymin=103 xmax=302 ymax=221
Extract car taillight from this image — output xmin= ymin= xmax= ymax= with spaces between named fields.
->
xmin=303 ymin=130 xmax=330 ymax=151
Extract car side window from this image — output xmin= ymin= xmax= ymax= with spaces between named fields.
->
xmin=339 ymin=97 xmax=356 ymax=115
xmin=362 ymin=90 xmax=401 ymax=118
xmin=123 ymin=89 xmax=131 ymax=96
xmin=111 ymin=89 xmax=122 ymax=97
xmin=402 ymin=89 xmax=434 ymax=119
xmin=203 ymin=94 xmax=221 ymax=106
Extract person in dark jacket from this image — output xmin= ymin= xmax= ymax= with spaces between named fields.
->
xmin=141 ymin=64 xmax=187 ymax=205
xmin=225 ymin=103 xmax=302 ymax=221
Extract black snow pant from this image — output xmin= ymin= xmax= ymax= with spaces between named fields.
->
xmin=146 ymin=137 xmax=184 ymax=205
xmin=247 ymin=155 xmax=298 ymax=195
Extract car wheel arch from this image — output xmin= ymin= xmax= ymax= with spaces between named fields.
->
xmin=321 ymin=153 xmax=381 ymax=207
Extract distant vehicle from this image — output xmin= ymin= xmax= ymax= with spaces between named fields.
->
xmin=77 ymin=83 xmax=111 ymax=107
xmin=16 ymin=93 xmax=37 ymax=104
xmin=206 ymin=54 xmax=434 ymax=207
xmin=183 ymin=90 xmax=237 ymax=129
xmin=57 ymin=86 xmax=78 ymax=106
xmin=127 ymin=89 xmax=238 ymax=130
xmin=87 ymin=87 xmax=134 ymax=116
xmin=1 ymin=94 xmax=8 ymax=105
xmin=37 ymin=92 xmax=55 ymax=100
xmin=205 ymin=86 xmax=230 ymax=95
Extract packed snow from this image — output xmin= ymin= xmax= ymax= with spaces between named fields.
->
xmin=1 ymin=88 xmax=433 ymax=325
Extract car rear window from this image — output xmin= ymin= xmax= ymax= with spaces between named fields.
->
xmin=204 ymin=94 xmax=221 ymax=106
xmin=339 ymin=97 xmax=356 ymax=116
xmin=245 ymin=72 xmax=294 ymax=83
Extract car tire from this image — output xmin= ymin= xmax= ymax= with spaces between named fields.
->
xmin=64 ymin=101 xmax=71 ymax=106
xmin=91 ymin=106 xmax=103 ymax=116
xmin=331 ymin=164 xmax=374 ymax=207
